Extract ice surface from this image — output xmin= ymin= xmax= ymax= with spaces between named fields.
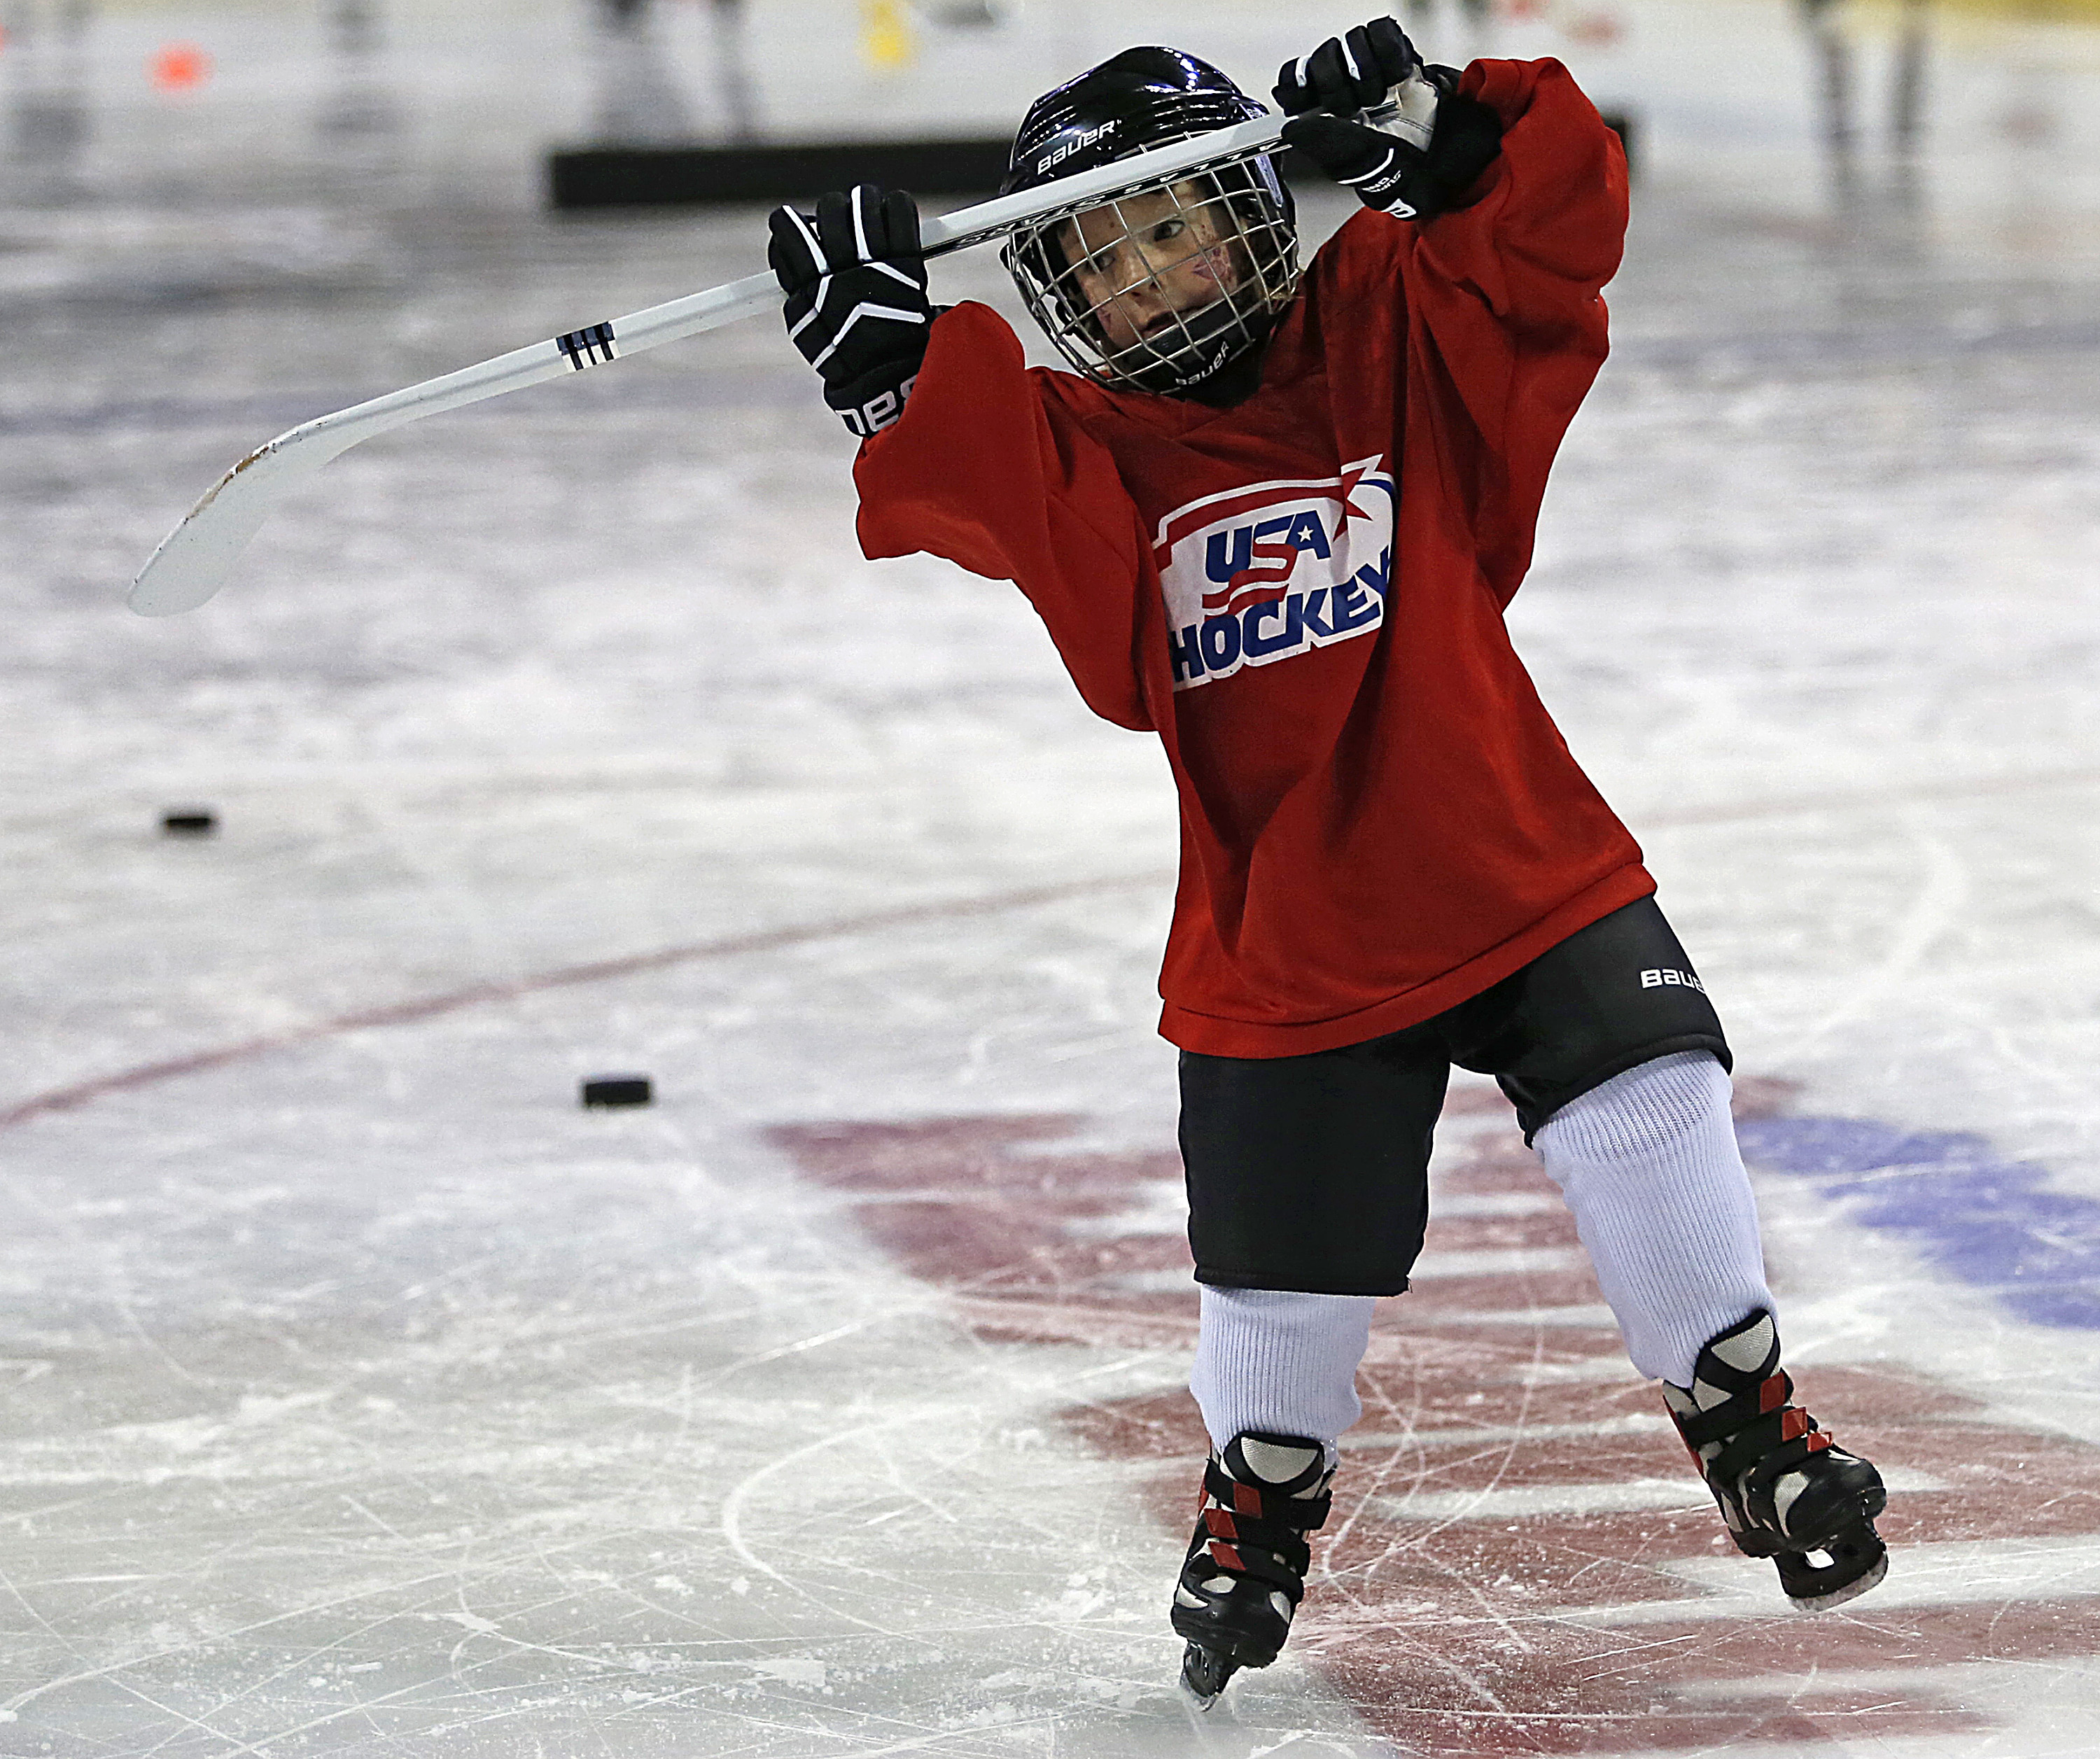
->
xmin=4 ymin=1 xmax=2100 ymax=1753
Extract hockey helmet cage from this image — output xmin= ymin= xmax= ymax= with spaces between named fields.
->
xmin=1000 ymin=47 xmax=1299 ymax=395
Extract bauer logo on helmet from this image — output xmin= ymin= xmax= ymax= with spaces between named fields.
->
xmin=1035 ymin=120 xmax=1118 ymax=176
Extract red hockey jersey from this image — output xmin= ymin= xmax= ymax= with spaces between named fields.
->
xmin=855 ymin=57 xmax=1653 ymax=1058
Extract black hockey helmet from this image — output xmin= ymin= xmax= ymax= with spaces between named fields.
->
xmin=1000 ymin=48 xmax=1298 ymax=395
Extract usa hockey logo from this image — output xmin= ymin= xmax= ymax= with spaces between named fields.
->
xmin=1154 ymin=456 xmax=1396 ymax=691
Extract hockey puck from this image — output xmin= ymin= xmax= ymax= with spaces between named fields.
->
xmin=160 ymin=808 xmax=218 ymax=836
xmin=581 ymin=1074 xmax=653 ymax=1109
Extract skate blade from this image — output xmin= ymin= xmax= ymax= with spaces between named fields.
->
xmin=1786 ymin=1547 xmax=1889 ymax=1613
xmin=1178 ymin=1641 xmax=1238 ymax=1712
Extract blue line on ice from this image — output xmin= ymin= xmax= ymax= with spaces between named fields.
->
xmin=1740 ymin=1114 xmax=2100 ymax=1329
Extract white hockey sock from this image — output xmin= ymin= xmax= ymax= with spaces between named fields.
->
xmin=1189 ymin=1285 xmax=1376 ymax=1455
xmin=1533 ymin=1051 xmax=1776 ymax=1388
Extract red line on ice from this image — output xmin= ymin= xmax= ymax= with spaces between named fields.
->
xmin=11 ymin=762 xmax=2100 ymax=1134
xmin=0 ymin=871 xmax=1169 ymax=1133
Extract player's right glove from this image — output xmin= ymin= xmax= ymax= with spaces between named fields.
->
xmin=1273 ymin=18 xmax=1503 ymax=221
xmin=1275 ymin=16 xmax=1425 ymax=117
xmin=767 ymin=183 xmax=933 ymax=437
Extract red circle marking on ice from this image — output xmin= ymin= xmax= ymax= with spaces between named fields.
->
xmin=151 ymin=43 xmax=211 ymax=91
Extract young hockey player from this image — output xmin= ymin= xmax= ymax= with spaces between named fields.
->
xmin=767 ymin=19 xmax=1890 ymax=1707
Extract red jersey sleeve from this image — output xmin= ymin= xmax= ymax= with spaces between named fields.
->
xmin=853 ymin=304 xmax=1156 ymax=732
xmin=1401 ymin=57 xmax=1630 ymax=605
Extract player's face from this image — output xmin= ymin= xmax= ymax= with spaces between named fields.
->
xmin=1061 ymin=181 xmax=1246 ymax=353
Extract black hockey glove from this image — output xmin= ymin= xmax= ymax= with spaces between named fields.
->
xmin=767 ymin=184 xmax=933 ymax=437
xmin=1275 ymin=15 xmax=1424 ymax=116
xmin=1274 ymin=20 xmax=1503 ymax=221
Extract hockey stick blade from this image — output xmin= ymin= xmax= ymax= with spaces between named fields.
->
xmin=128 ymin=112 xmax=1283 ymax=616
xmin=131 ymin=436 xmax=347 ymax=618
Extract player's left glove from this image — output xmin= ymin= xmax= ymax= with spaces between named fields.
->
xmin=768 ymin=183 xmax=933 ymax=437
xmin=1273 ymin=19 xmax=1503 ymax=221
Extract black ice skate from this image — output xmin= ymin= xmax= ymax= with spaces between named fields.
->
xmin=1663 ymin=1308 xmax=1889 ymax=1611
xmin=1171 ymin=1431 xmax=1334 ymax=1710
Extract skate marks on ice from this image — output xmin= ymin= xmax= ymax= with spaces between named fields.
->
xmin=0 ymin=1114 xmax=1344 ymax=1753
xmin=774 ymin=1088 xmax=2100 ymax=1756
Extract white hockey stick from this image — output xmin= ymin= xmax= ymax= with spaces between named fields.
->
xmin=130 ymin=111 xmax=1289 ymax=617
